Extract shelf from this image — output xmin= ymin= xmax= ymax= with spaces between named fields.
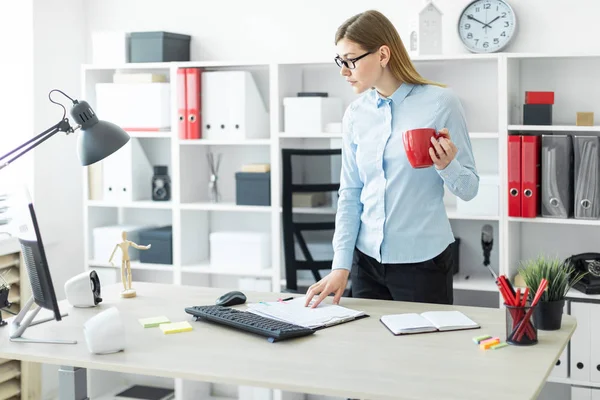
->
xmin=469 ymin=132 xmax=498 ymax=139
xmin=446 ymin=206 xmax=499 ymax=221
xmin=180 ymin=139 xmax=271 ymax=146
xmin=508 ymin=125 xmax=600 ymax=132
xmin=453 ymin=271 xmax=498 ymax=293
xmin=182 ymin=262 xmax=273 ymax=277
xmin=279 ymin=206 xmax=337 ymax=214
xmin=279 ymin=132 xmax=342 ymax=139
xmin=88 ymin=260 xmax=174 ymax=272
xmin=278 ymin=132 xmax=496 ymax=140
xmin=83 ymin=60 xmax=271 ymax=71
xmin=86 ymin=200 xmax=173 ymax=209
xmin=82 ymin=62 xmax=173 ymax=71
xmin=565 ymin=288 xmax=600 ymax=302
xmin=180 ymin=202 xmax=272 ymax=212
xmin=508 ymin=216 xmax=600 ymax=226
xmin=126 ymin=131 xmax=172 ymax=138
xmin=547 ymin=376 xmax=600 ymax=388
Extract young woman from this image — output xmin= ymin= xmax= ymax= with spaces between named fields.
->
xmin=305 ymin=10 xmax=479 ymax=308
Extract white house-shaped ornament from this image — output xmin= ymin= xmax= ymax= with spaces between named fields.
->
xmin=408 ymin=0 xmax=443 ymax=56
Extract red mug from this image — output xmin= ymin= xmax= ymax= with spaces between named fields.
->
xmin=402 ymin=128 xmax=449 ymax=168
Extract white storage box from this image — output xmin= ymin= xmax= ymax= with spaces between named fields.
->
xmin=95 ymin=82 xmax=171 ymax=131
xmin=210 ymin=231 xmax=271 ymax=270
xmin=456 ymin=174 xmax=499 ymax=216
xmin=283 ymin=97 xmax=343 ymax=134
xmin=93 ymin=225 xmax=156 ymax=262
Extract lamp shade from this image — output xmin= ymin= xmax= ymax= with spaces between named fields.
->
xmin=71 ymin=100 xmax=130 ymax=166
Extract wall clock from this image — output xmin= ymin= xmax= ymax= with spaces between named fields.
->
xmin=458 ymin=0 xmax=517 ymax=53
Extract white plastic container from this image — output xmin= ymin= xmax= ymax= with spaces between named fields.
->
xmin=95 ymin=82 xmax=171 ymax=131
xmin=283 ymin=97 xmax=343 ymax=134
xmin=209 ymin=231 xmax=271 ymax=271
xmin=456 ymin=174 xmax=499 ymax=216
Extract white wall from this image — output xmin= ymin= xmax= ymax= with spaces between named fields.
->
xmin=32 ymin=0 xmax=87 ymax=398
xmin=33 ymin=0 xmax=86 ymax=300
xmin=0 ymin=1 xmax=34 ymax=197
xmin=84 ymin=0 xmax=600 ymax=63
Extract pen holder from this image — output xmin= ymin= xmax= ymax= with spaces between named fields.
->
xmin=505 ymin=303 xmax=538 ymax=346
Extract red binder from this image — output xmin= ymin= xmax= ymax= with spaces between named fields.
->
xmin=521 ymin=135 xmax=541 ymax=218
xmin=185 ymin=68 xmax=202 ymax=140
xmin=177 ymin=68 xmax=187 ymax=139
xmin=508 ymin=135 xmax=521 ymax=217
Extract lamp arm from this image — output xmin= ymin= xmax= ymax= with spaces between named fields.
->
xmin=0 ymin=119 xmax=75 ymax=172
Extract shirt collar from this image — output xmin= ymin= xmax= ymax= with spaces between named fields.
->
xmin=374 ymin=83 xmax=415 ymax=108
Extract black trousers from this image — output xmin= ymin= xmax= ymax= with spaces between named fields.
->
xmin=350 ymin=245 xmax=454 ymax=305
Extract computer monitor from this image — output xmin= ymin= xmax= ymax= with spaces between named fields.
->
xmin=9 ymin=191 xmax=75 ymax=344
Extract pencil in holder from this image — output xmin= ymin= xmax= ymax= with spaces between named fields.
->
xmin=505 ymin=303 xmax=538 ymax=346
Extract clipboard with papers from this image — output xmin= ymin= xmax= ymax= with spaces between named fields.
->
xmin=246 ymin=297 xmax=369 ymax=330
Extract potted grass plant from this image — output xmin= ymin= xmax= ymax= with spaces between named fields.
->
xmin=518 ymin=254 xmax=587 ymax=330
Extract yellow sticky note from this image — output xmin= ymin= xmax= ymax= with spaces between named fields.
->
xmin=139 ymin=316 xmax=170 ymax=328
xmin=160 ymin=321 xmax=193 ymax=334
xmin=479 ymin=338 xmax=500 ymax=350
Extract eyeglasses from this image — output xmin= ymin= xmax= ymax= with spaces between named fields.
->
xmin=334 ymin=51 xmax=373 ymax=69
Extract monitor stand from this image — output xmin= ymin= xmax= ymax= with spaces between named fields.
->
xmin=9 ymin=296 xmax=76 ymax=344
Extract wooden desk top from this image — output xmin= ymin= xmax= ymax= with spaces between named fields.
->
xmin=0 ymin=282 xmax=575 ymax=400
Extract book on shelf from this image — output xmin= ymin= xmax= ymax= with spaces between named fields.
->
xmin=380 ymin=310 xmax=480 ymax=335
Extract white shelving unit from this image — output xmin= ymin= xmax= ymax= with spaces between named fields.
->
xmin=80 ymin=52 xmax=600 ymax=399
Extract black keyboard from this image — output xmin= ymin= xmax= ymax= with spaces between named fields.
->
xmin=184 ymin=305 xmax=315 ymax=342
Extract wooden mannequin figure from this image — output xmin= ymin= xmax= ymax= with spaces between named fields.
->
xmin=108 ymin=231 xmax=151 ymax=298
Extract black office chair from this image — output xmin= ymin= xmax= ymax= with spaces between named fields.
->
xmin=281 ymin=148 xmax=345 ymax=293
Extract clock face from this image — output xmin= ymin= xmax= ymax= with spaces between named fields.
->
xmin=458 ymin=0 xmax=517 ymax=53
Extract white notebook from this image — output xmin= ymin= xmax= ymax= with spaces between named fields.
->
xmin=246 ymin=296 xmax=367 ymax=329
xmin=380 ymin=310 xmax=480 ymax=335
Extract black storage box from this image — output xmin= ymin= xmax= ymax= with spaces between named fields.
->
xmin=138 ymin=226 xmax=173 ymax=265
xmin=450 ymin=237 xmax=460 ymax=275
xmin=523 ymin=104 xmax=552 ymax=125
xmin=128 ymin=31 xmax=191 ymax=63
xmin=235 ymin=172 xmax=271 ymax=206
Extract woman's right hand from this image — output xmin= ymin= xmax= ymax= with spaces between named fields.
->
xmin=304 ymin=269 xmax=350 ymax=308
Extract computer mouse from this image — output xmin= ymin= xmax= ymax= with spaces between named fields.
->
xmin=216 ymin=290 xmax=247 ymax=307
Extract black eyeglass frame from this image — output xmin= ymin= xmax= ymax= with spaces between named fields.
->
xmin=334 ymin=51 xmax=373 ymax=69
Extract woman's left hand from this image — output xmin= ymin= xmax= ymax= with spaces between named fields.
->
xmin=429 ymin=128 xmax=458 ymax=170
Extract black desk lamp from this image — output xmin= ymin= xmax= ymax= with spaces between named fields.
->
xmin=0 ymin=89 xmax=130 ymax=170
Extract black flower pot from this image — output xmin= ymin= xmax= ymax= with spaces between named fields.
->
xmin=533 ymin=299 xmax=565 ymax=331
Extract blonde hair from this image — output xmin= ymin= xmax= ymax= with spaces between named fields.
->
xmin=335 ymin=10 xmax=445 ymax=87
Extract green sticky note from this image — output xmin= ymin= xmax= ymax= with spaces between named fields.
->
xmin=139 ymin=316 xmax=170 ymax=328
xmin=491 ymin=342 xmax=509 ymax=350
xmin=473 ymin=334 xmax=492 ymax=344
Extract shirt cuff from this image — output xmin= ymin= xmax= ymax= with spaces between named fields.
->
xmin=436 ymin=158 xmax=462 ymax=185
xmin=332 ymin=249 xmax=354 ymax=272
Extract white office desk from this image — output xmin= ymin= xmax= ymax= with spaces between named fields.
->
xmin=0 ymin=282 xmax=576 ymax=400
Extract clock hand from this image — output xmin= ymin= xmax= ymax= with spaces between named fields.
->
xmin=486 ymin=16 xmax=500 ymax=26
xmin=467 ymin=14 xmax=492 ymax=29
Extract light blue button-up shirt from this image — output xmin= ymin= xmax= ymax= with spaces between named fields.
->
xmin=332 ymin=83 xmax=479 ymax=271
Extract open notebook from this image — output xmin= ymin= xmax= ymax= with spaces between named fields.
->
xmin=380 ymin=310 xmax=480 ymax=335
xmin=246 ymin=297 xmax=368 ymax=329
